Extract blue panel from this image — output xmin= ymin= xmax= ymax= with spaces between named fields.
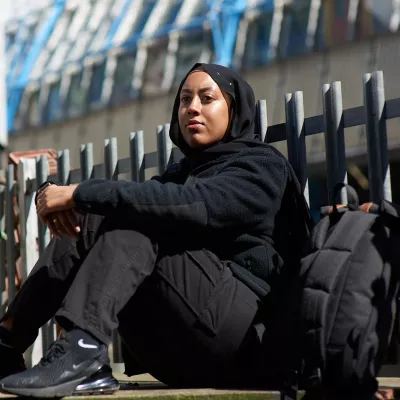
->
xmin=135 ymin=0 xmax=157 ymax=35
xmin=164 ymin=1 xmax=183 ymax=26
xmin=7 ymin=23 xmax=30 ymax=84
xmin=104 ymin=0 xmax=134 ymax=50
xmin=208 ymin=0 xmax=248 ymax=67
xmin=7 ymin=0 xmax=66 ymax=132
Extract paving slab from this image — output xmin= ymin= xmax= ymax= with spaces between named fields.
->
xmin=0 ymin=373 xmax=398 ymax=399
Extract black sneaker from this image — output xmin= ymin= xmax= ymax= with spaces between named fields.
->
xmin=0 ymin=334 xmax=119 ymax=397
xmin=0 ymin=327 xmax=26 ymax=379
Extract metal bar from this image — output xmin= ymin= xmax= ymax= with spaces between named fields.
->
xmin=130 ymin=131 xmax=145 ymax=182
xmin=374 ymin=71 xmax=391 ymax=201
xmin=157 ymin=124 xmax=172 ymax=175
xmin=385 ymin=97 xmax=400 ymax=119
xmin=5 ymin=164 xmax=16 ymax=303
xmin=256 ymin=100 xmax=268 ymax=142
xmin=322 ymin=82 xmax=347 ymax=205
xmin=105 ymin=138 xmax=118 ymax=180
xmin=363 ymin=71 xmax=391 ymax=202
xmin=144 ymin=151 xmax=159 ymax=170
xmin=92 ymin=164 xmax=105 ymax=180
xmin=105 ymin=136 xmax=121 ymax=363
xmin=36 ymin=156 xmax=50 ymax=254
xmin=266 ymin=123 xmax=286 ymax=143
xmin=17 ymin=158 xmax=42 ymax=367
xmin=57 ymin=150 xmax=70 ymax=185
xmin=343 ymin=106 xmax=365 ymax=128
xmin=80 ymin=143 xmax=94 ymax=181
xmin=17 ymin=158 xmax=37 ymax=282
xmin=304 ymin=115 xmax=324 ymax=136
xmin=285 ymin=91 xmax=309 ymax=206
xmin=35 ymin=155 xmax=54 ymax=354
xmin=266 ymin=105 xmax=370 ymax=143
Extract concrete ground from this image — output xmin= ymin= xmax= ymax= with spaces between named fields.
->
xmin=0 ymin=371 xmax=398 ymax=399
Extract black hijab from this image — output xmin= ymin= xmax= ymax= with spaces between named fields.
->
xmin=169 ymin=63 xmax=264 ymax=161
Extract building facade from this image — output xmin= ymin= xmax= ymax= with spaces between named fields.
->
xmin=4 ymin=0 xmax=400 ymax=210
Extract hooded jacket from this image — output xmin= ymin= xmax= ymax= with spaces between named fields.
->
xmin=73 ymin=63 xmax=308 ymax=298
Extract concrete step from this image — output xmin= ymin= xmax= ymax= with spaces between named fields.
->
xmin=0 ymin=373 xmax=398 ymax=399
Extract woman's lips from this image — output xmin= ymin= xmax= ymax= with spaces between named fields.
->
xmin=187 ymin=123 xmax=203 ymax=129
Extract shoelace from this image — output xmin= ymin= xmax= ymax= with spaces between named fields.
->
xmin=40 ymin=340 xmax=67 ymax=366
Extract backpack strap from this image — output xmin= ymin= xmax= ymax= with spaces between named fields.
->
xmin=332 ymin=183 xmax=359 ymax=212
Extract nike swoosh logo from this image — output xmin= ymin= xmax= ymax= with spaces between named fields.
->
xmin=72 ymin=364 xmax=80 ymax=370
xmin=78 ymin=339 xmax=98 ymax=349
xmin=0 ymin=339 xmax=14 ymax=349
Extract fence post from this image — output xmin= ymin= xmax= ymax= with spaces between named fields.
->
xmin=17 ymin=158 xmax=38 ymax=283
xmin=157 ymin=124 xmax=172 ymax=174
xmin=285 ymin=91 xmax=309 ymax=206
xmin=256 ymin=99 xmax=268 ymax=142
xmin=105 ymin=137 xmax=123 ymax=366
xmin=80 ymin=143 xmax=94 ymax=181
xmin=105 ymin=138 xmax=118 ymax=180
xmin=36 ymin=155 xmax=54 ymax=353
xmin=18 ymin=158 xmax=41 ymax=367
xmin=57 ymin=149 xmax=70 ymax=185
xmin=130 ymin=131 xmax=145 ymax=182
xmin=322 ymin=81 xmax=347 ymax=205
xmin=363 ymin=71 xmax=392 ymax=202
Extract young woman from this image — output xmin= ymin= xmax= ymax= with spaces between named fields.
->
xmin=0 ymin=63 xmax=308 ymax=397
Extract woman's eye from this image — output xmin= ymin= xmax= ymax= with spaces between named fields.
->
xmin=181 ymin=96 xmax=190 ymax=103
xmin=202 ymin=96 xmax=213 ymax=102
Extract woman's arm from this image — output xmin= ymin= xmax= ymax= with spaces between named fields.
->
xmin=73 ymin=154 xmax=288 ymax=232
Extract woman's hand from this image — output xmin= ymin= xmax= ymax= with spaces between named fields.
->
xmin=45 ymin=210 xmax=81 ymax=240
xmin=36 ymin=184 xmax=78 ymax=222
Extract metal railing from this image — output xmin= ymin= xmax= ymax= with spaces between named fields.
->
xmin=1 ymin=70 xmax=396 ymax=368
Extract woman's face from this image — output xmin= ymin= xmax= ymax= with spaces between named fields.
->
xmin=178 ymin=71 xmax=231 ymax=149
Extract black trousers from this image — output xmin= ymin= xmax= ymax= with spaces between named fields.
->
xmin=3 ymin=213 xmax=268 ymax=387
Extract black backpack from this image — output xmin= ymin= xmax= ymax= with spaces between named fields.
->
xmin=281 ymin=183 xmax=400 ymax=400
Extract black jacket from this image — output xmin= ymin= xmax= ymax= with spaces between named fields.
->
xmin=73 ymin=144 xmax=299 ymax=298
xmin=73 ymin=63 xmax=310 ymax=298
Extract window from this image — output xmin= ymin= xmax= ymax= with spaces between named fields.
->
xmin=355 ymin=0 xmax=393 ymax=39
xmin=65 ymin=72 xmax=86 ymax=117
xmin=26 ymin=91 xmax=41 ymax=127
xmin=44 ymin=82 xmax=62 ymax=123
xmin=368 ymin=0 xmax=393 ymax=34
xmin=141 ymin=40 xmax=168 ymax=96
xmin=314 ymin=0 xmax=351 ymax=50
xmin=279 ymin=1 xmax=312 ymax=58
xmin=110 ymin=52 xmax=136 ymax=105
xmin=88 ymin=62 xmax=106 ymax=106
xmin=173 ymin=31 xmax=213 ymax=87
xmin=243 ymin=11 xmax=274 ymax=68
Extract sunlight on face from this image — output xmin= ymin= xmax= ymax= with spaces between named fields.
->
xmin=178 ymin=71 xmax=231 ymax=149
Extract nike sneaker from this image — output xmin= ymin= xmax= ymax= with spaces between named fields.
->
xmin=0 ymin=329 xmax=119 ymax=397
